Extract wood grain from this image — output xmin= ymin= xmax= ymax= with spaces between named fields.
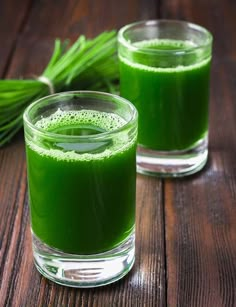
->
xmin=7 ymin=0 xmax=159 ymax=78
xmin=162 ymin=1 xmax=236 ymax=306
xmin=0 ymin=0 xmax=166 ymax=306
xmin=0 ymin=1 xmax=32 ymax=305
xmin=0 ymin=0 xmax=31 ymax=76
xmin=161 ymin=0 xmax=236 ymax=58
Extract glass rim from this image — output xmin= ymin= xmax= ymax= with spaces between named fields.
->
xmin=118 ymin=19 xmax=213 ymax=55
xmin=23 ymin=90 xmax=138 ymax=141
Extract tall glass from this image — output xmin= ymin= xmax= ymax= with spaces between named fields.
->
xmin=23 ymin=91 xmax=138 ymax=287
xmin=118 ymin=20 xmax=213 ymax=177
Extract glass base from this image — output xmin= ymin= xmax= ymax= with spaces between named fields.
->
xmin=32 ymin=232 xmax=135 ymax=288
xmin=137 ymin=137 xmax=208 ymax=177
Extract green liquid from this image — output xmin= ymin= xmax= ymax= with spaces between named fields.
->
xmin=120 ymin=39 xmax=211 ymax=150
xmin=26 ymin=110 xmax=136 ymax=254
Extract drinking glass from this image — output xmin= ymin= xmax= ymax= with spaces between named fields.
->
xmin=23 ymin=91 xmax=138 ymax=287
xmin=118 ymin=20 xmax=213 ymax=177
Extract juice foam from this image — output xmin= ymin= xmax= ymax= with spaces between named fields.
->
xmin=134 ymin=38 xmax=196 ymax=50
xmin=27 ymin=109 xmax=135 ymax=162
xmin=120 ymin=38 xmax=211 ymax=73
xmin=35 ymin=109 xmax=126 ymax=132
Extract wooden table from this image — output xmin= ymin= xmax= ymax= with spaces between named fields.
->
xmin=1 ymin=0 xmax=236 ymax=306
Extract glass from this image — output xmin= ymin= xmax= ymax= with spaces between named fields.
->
xmin=118 ymin=20 xmax=213 ymax=177
xmin=23 ymin=91 xmax=138 ymax=287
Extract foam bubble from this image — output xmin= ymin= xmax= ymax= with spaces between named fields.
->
xmin=134 ymin=38 xmax=197 ymax=50
xmin=120 ymin=38 xmax=211 ymax=73
xmin=27 ymin=110 xmax=136 ymax=162
xmin=36 ymin=109 xmax=126 ymax=132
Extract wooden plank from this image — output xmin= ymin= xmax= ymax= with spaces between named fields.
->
xmin=7 ymin=0 xmax=159 ymax=78
xmin=161 ymin=0 xmax=236 ymax=58
xmin=19 ymin=0 xmax=159 ymax=38
xmin=0 ymin=0 xmax=166 ymax=306
xmin=0 ymin=0 xmax=32 ymax=76
xmin=0 ymin=0 xmax=32 ymax=304
xmin=162 ymin=1 xmax=236 ymax=306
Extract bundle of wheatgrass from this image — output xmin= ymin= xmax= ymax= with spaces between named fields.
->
xmin=0 ymin=31 xmax=119 ymax=147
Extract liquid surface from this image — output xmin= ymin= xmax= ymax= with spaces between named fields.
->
xmin=35 ymin=109 xmax=125 ymax=133
xmin=29 ymin=109 xmax=132 ymax=161
xmin=120 ymin=39 xmax=211 ymax=150
xmin=26 ymin=109 xmax=137 ymax=254
xmin=135 ymin=38 xmax=196 ymax=51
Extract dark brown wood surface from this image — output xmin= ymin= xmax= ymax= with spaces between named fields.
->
xmin=0 ymin=0 xmax=235 ymax=306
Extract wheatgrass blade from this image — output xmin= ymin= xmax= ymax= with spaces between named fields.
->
xmin=0 ymin=31 xmax=118 ymax=146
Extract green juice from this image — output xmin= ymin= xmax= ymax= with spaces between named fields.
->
xmin=119 ymin=39 xmax=211 ymax=151
xmin=26 ymin=109 xmax=136 ymax=254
